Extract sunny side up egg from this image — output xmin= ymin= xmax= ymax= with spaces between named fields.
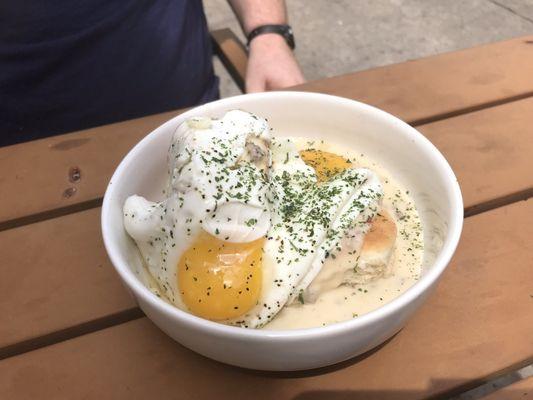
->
xmin=124 ymin=110 xmax=271 ymax=321
xmin=124 ymin=110 xmax=385 ymax=329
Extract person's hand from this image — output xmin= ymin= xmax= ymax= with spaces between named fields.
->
xmin=246 ymin=34 xmax=305 ymax=93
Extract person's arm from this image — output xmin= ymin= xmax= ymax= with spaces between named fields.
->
xmin=227 ymin=0 xmax=305 ymax=93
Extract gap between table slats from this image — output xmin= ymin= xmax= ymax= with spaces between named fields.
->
xmin=0 ymin=199 xmax=531 ymax=400
xmin=481 ymin=375 xmax=533 ymax=400
xmin=294 ymin=35 xmax=533 ymax=125
xmin=1 ymin=193 xmax=531 ymax=362
xmin=2 ymin=94 xmax=533 ymax=233
xmin=2 ymin=186 xmax=532 ymax=234
xmin=1 ymin=35 xmax=533 ymax=228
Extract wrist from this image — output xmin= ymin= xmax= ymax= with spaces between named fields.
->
xmin=247 ymin=24 xmax=295 ymax=50
xmin=248 ymin=33 xmax=288 ymax=50
xmin=245 ymin=23 xmax=285 ymax=37
xmin=244 ymin=18 xmax=286 ymax=36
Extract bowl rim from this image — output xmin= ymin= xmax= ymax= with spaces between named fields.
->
xmin=101 ymin=91 xmax=463 ymax=340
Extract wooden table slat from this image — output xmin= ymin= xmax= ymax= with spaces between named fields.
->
xmin=0 ymin=208 xmax=136 ymax=355
xmin=0 ymin=110 xmax=180 ymax=230
xmin=1 ymin=200 xmax=532 ymax=399
xmin=418 ymin=97 xmax=533 ymax=213
xmin=1 ymin=35 xmax=533 ymax=227
xmin=296 ymin=35 xmax=533 ymax=125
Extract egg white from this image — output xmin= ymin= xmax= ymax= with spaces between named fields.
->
xmin=229 ymin=138 xmax=384 ymax=328
xmin=124 ymin=111 xmax=385 ymax=329
xmin=124 ymin=110 xmax=272 ymax=306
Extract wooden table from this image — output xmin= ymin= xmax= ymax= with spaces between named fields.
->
xmin=1 ymin=35 xmax=532 ymax=400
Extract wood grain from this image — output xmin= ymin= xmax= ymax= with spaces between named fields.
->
xmin=0 ymin=208 xmax=136 ymax=355
xmin=0 ymin=199 xmax=531 ymax=399
xmin=0 ymin=110 xmax=180 ymax=229
xmin=1 ymin=95 xmax=532 ymax=231
xmin=2 ymin=36 xmax=533 ymax=227
xmin=418 ymin=97 xmax=533 ymax=213
xmin=294 ymin=35 xmax=533 ymax=125
xmin=483 ymin=376 xmax=533 ymax=400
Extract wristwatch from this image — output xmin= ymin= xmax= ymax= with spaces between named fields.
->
xmin=246 ymin=24 xmax=295 ymax=50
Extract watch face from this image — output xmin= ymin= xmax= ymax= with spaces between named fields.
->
xmin=281 ymin=26 xmax=295 ymax=49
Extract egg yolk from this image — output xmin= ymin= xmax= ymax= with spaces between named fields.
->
xmin=178 ymin=230 xmax=263 ymax=321
xmin=300 ymin=149 xmax=352 ymax=181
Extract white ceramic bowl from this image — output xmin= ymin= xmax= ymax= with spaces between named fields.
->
xmin=102 ymin=92 xmax=463 ymax=371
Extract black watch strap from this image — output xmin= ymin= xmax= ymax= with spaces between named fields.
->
xmin=247 ymin=24 xmax=295 ymax=50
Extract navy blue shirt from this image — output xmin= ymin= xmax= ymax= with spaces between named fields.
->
xmin=0 ymin=0 xmax=219 ymax=146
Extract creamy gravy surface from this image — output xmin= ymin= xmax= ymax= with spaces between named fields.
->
xmin=264 ymin=137 xmax=423 ymax=330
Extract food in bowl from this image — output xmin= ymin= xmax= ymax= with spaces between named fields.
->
xmin=123 ymin=110 xmax=423 ymax=330
xmin=103 ymin=91 xmax=463 ymax=370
